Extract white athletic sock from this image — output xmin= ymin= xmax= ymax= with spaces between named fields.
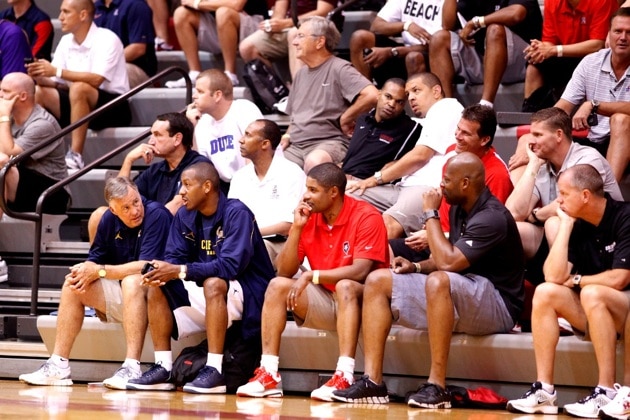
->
xmin=206 ymin=353 xmax=223 ymax=373
xmin=479 ymin=99 xmax=494 ymax=108
xmin=123 ymin=358 xmax=141 ymax=373
xmin=50 ymin=354 xmax=69 ymax=369
xmin=540 ymin=381 xmax=554 ymax=394
xmin=154 ymin=351 xmax=173 ymax=372
xmin=260 ymin=354 xmax=280 ymax=377
xmin=335 ymin=356 xmax=355 ymax=383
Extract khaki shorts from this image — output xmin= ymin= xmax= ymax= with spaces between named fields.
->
xmin=350 ymin=185 xmax=432 ymax=235
xmin=198 ymin=12 xmax=264 ymax=54
xmin=293 ymin=283 xmax=338 ymax=331
xmin=243 ymin=29 xmax=291 ymax=60
xmin=94 ymin=278 xmax=124 ymax=323
xmin=450 ymin=27 xmax=528 ymax=85
xmin=283 ymin=140 xmax=348 ymax=169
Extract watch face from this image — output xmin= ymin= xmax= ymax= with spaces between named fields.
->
xmin=98 ymin=269 xmax=106 ymax=278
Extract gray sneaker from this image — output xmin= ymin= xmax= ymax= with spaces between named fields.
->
xmin=19 ymin=360 xmax=72 ymax=386
xmin=103 ymin=365 xmax=141 ymax=390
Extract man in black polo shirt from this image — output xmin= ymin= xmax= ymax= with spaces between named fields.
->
xmin=333 ymin=152 xmax=525 ymax=408
xmin=342 ymin=77 xmax=421 ymax=180
xmin=87 ymin=112 xmax=210 ymax=241
xmin=508 ymin=164 xmax=630 ymax=417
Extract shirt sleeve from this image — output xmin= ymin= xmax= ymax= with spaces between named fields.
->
xmin=351 ymin=211 xmax=389 ymax=265
xmin=137 ymin=205 xmax=173 ymax=261
xmin=125 ymin=1 xmax=155 ymax=45
xmin=32 ymin=20 xmax=53 ymax=58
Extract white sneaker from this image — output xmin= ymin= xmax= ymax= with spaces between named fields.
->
xmin=506 ymin=382 xmax=558 ymax=414
xmin=103 ymin=365 xmax=142 ymax=390
xmin=0 ymin=257 xmax=8 ymax=283
xmin=165 ymin=72 xmax=198 ymax=88
xmin=310 ymin=371 xmax=352 ymax=402
xmin=564 ymin=387 xmax=612 ymax=418
xmin=273 ymin=97 xmax=288 ymax=115
xmin=65 ymin=151 xmax=84 ymax=170
xmin=19 ymin=360 xmax=73 ymax=386
xmin=600 ymin=384 xmax=630 ymax=420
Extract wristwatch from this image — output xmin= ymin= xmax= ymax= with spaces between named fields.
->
xmin=423 ymin=209 xmax=440 ymax=222
xmin=391 ymin=47 xmax=399 ymax=57
xmin=572 ymin=274 xmax=582 ymax=289
xmin=98 ymin=265 xmax=107 ymax=279
xmin=374 ymin=171 xmax=384 ymax=185
xmin=591 ymin=99 xmax=600 ymax=114
xmin=178 ymin=264 xmax=187 ymax=280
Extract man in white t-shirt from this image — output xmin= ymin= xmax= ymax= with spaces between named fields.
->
xmin=349 ymin=0 xmax=444 ymax=87
xmin=229 ymin=119 xmax=306 ymax=268
xmin=186 ymin=68 xmax=263 ymax=193
xmin=347 ymin=72 xmax=463 ymax=238
xmin=26 ymin=0 xmax=130 ymax=170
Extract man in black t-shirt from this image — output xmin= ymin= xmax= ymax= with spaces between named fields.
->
xmin=342 ymin=77 xmax=421 ymax=180
xmin=429 ymin=0 xmax=542 ymax=108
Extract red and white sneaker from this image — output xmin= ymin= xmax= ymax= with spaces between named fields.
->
xmin=236 ymin=367 xmax=283 ymax=398
xmin=311 ymin=371 xmax=352 ymax=402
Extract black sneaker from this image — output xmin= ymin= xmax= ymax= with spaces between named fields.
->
xmin=126 ymin=363 xmax=175 ymax=391
xmin=407 ymin=383 xmax=452 ymax=409
xmin=182 ymin=366 xmax=227 ymax=394
xmin=330 ymin=375 xmax=389 ymax=404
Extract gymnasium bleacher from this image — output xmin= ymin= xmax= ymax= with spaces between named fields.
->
xmin=0 ymin=0 xmax=625 ymax=405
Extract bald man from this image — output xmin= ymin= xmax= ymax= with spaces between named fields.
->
xmin=332 ymin=152 xmax=525 ymax=409
xmin=0 ymin=72 xmax=69 ymax=216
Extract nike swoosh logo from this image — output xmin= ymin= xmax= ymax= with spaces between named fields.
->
xmin=322 ymin=83 xmax=330 ymax=86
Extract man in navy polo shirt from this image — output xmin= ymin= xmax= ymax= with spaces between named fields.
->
xmin=0 ymin=0 xmax=53 ymax=60
xmin=94 ymin=0 xmax=157 ymax=87
xmin=87 ymin=112 xmax=210 ymax=241
xmin=19 ymin=177 xmax=173 ymax=390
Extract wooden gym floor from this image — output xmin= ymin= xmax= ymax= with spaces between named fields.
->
xmin=0 ymin=379 xmax=583 ymax=419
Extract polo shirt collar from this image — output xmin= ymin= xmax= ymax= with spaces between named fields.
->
xmin=74 ymin=22 xmax=99 ymax=48
xmin=314 ymin=195 xmax=356 ymax=229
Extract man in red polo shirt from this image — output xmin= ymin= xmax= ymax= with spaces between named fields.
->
xmin=237 ymin=163 xmax=389 ymax=402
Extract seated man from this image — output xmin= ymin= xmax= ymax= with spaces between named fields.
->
xmin=94 ymin=0 xmax=158 ymax=88
xmin=350 ymin=0 xmax=444 ymax=87
xmin=186 ymin=69 xmax=263 ymax=192
xmin=521 ymin=0 xmax=618 ymax=112
xmin=26 ymin=0 xmax=131 ymax=170
xmin=166 ymin=0 xmax=268 ymax=87
xmin=228 ymin=119 xmax=306 ymax=268
xmin=332 ymin=152 xmax=524 ymax=408
xmin=239 ymin=0 xmax=336 ymax=81
xmin=236 ymin=163 xmax=389 ymax=401
xmin=507 ymin=164 xmax=630 ymax=418
xmin=127 ymin=161 xmax=274 ymax=393
xmin=281 ymin=16 xmax=378 ymax=173
xmin=347 ymin=72 xmax=462 ymax=238
xmin=19 ymin=177 xmax=173 ymax=389
xmin=391 ymin=104 xmax=514 ymax=260
xmin=0 ymin=0 xmax=54 ymax=60
xmin=0 ymin=72 xmax=69 ymax=217
xmin=505 ymin=108 xmax=621 ymax=281
xmin=341 ymin=77 xmax=421 ymax=181
xmin=429 ymin=0 xmax=542 ymax=108
xmin=87 ymin=112 xmax=210 ymax=241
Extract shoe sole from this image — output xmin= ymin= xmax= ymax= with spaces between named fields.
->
xmin=407 ymin=399 xmax=451 ymax=409
xmin=237 ymin=389 xmax=284 ymax=398
xmin=506 ymin=402 xmax=558 ymax=414
xmin=126 ymin=383 xmax=175 ymax=391
xmin=330 ymin=395 xmax=389 ymax=404
xmin=564 ymin=406 xmax=601 ymax=419
xmin=19 ymin=377 xmax=73 ymax=386
xmin=599 ymin=410 xmax=630 ymax=420
xmin=103 ymin=380 xmax=132 ymax=390
xmin=182 ymin=384 xmax=227 ymax=394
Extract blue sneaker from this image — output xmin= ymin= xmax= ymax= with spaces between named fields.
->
xmin=126 ymin=363 xmax=175 ymax=391
xmin=183 ymin=366 xmax=227 ymax=394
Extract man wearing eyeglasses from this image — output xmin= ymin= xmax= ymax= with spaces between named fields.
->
xmin=280 ymin=16 xmax=379 ymax=174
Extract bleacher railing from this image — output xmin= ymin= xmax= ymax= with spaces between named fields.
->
xmin=0 ymin=66 xmax=192 ymax=316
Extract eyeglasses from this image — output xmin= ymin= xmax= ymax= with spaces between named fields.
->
xmin=295 ymin=33 xmax=323 ymax=40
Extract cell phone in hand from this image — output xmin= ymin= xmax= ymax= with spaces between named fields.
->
xmin=141 ymin=262 xmax=155 ymax=275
